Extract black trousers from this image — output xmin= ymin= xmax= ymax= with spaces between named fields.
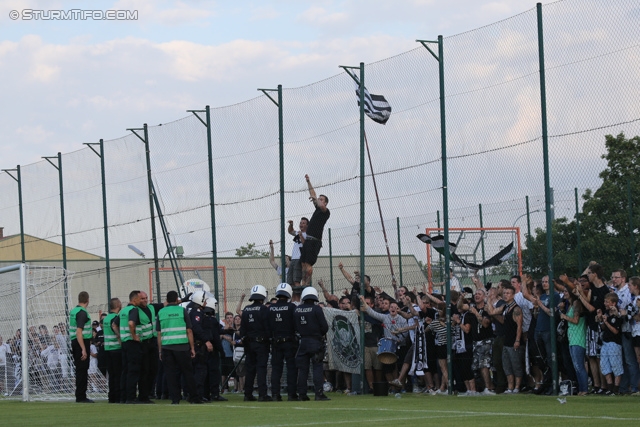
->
xmin=244 ymin=341 xmax=270 ymax=398
xmin=162 ymin=348 xmax=197 ymax=404
xmin=72 ymin=338 xmax=90 ymax=402
xmin=138 ymin=339 xmax=158 ymax=400
xmin=194 ymin=347 xmax=223 ymax=399
xmin=296 ymin=337 xmax=323 ymax=397
xmin=121 ymin=340 xmax=142 ymax=402
xmin=106 ymin=349 xmax=123 ymax=403
xmin=271 ymin=340 xmax=298 ymax=397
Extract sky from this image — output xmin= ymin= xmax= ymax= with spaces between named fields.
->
xmin=0 ymin=0 xmax=557 ymax=169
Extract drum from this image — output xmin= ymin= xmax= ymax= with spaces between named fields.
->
xmin=377 ymin=338 xmax=398 ymax=364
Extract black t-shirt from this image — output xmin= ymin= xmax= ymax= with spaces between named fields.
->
xmin=503 ymin=302 xmax=520 ymax=347
xmin=588 ymin=284 xmax=610 ymax=330
xmin=470 ymin=305 xmax=494 ymax=341
xmin=75 ymin=310 xmax=89 ymax=330
xmin=492 ymin=299 xmax=506 ymax=337
xmin=363 ymin=314 xmax=383 ymax=347
xmin=601 ymin=312 xmax=622 ymax=344
xmin=306 ymin=206 xmax=330 ymax=240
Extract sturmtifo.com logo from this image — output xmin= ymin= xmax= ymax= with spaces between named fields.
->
xmin=9 ymin=9 xmax=138 ymax=20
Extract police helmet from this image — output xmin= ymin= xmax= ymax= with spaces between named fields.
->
xmin=249 ymin=284 xmax=268 ymax=301
xmin=191 ymin=290 xmax=207 ymax=307
xmin=275 ymin=283 xmax=293 ymax=299
xmin=301 ymin=286 xmax=319 ymax=303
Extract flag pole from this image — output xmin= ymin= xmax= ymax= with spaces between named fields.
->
xmin=364 ymin=131 xmax=395 ymax=280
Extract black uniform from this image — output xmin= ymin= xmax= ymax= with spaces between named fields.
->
xmin=189 ymin=304 xmax=224 ymax=401
xmin=294 ymin=301 xmax=328 ymax=398
xmin=268 ymin=298 xmax=298 ymax=399
xmin=138 ymin=303 xmax=162 ymax=402
xmin=240 ymin=301 xmax=271 ymax=400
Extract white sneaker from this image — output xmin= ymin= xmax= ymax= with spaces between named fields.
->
xmin=457 ymin=391 xmax=469 ymax=397
xmin=343 ymin=389 xmax=350 ymax=395
xmin=504 ymin=389 xmax=513 ymax=394
xmin=435 ymin=389 xmax=448 ymax=395
xmin=482 ymin=388 xmax=496 ymax=396
xmin=513 ymin=388 xmax=520 ymax=394
xmin=413 ymin=386 xmax=424 ymax=394
xmin=389 ymin=379 xmax=403 ymax=388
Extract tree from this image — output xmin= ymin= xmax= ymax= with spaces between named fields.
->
xmin=522 ymin=132 xmax=640 ymax=277
xmin=235 ymin=242 xmax=269 ymax=257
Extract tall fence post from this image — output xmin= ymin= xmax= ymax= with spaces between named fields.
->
xmin=2 ymin=166 xmax=26 ymax=262
xmin=397 ymin=217 xmax=403 ymax=287
xmin=329 ymin=228 xmax=334 ymax=294
xmin=437 ymin=210 xmax=443 ymax=282
xmin=479 ymin=203 xmax=486 ymax=283
xmin=83 ymin=140 xmax=112 ymax=302
xmin=537 ymin=2 xmax=558 ymax=394
xmin=628 ymin=179 xmax=636 ymax=276
xmin=42 ymin=153 xmax=69 ymax=316
xmin=575 ymin=188 xmax=582 ymax=274
xmin=526 ymin=196 xmax=532 ymax=272
xmin=417 ymin=36 xmax=451 ymax=393
xmin=128 ymin=125 xmax=161 ymax=302
xmin=188 ymin=106 xmax=221 ymax=314
xmin=258 ymin=85 xmax=286 ymax=284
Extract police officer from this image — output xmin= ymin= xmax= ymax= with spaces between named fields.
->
xmin=103 ymin=297 xmax=123 ymax=403
xmin=137 ymin=291 xmax=162 ymax=403
xmin=294 ymin=287 xmax=330 ymax=401
xmin=69 ymin=291 xmax=93 ymax=403
xmin=189 ymin=291 xmax=227 ymax=402
xmin=157 ymin=290 xmax=201 ymax=405
xmin=269 ymin=283 xmax=298 ymax=401
xmin=241 ymin=284 xmax=271 ymax=401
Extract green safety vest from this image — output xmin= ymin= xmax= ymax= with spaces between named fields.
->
xmin=158 ymin=305 xmax=189 ymax=346
xmin=69 ymin=306 xmax=92 ymax=340
xmin=119 ymin=305 xmax=137 ymax=342
xmin=137 ymin=305 xmax=156 ymax=341
xmin=103 ymin=312 xmax=121 ymax=351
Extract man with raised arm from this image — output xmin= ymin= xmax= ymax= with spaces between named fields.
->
xmin=300 ymin=174 xmax=330 ymax=287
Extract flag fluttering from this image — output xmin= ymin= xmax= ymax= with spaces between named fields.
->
xmin=416 ymin=234 xmax=515 ymax=270
xmin=354 ymin=80 xmax=391 ymax=125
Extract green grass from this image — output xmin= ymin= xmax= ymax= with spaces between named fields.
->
xmin=1 ymin=392 xmax=639 ymax=426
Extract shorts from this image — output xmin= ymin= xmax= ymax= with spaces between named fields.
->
xmin=286 ymin=258 xmax=302 ymax=285
xmin=364 ymin=346 xmax=382 ymax=370
xmin=435 ymin=344 xmax=447 ymax=360
xmin=587 ymin=327 xmax=602 ymax=357
xmin=633 ymin=335 xmax=640 ymax=348
xmin=599 ymin=341 xmax=623 ymax=376
xmin=502 ymin=346 xmax=524 ymax=378
xmin=235 ymin=362 xmax=246 ymax=377
xmin=472 ymin=339 xmax=493 ymax=370
xmin=300 ymin=239 xmax=322 ymax=266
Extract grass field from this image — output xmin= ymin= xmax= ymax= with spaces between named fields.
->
xmin=2 ymin=392 xmax=640 ymax=426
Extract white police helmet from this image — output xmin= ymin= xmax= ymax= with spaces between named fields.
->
xmin=191 ymin=290 xmax=207 ymax=307
xmin=301 ymin=286 xmax=319 ymax=302
xmin=204 ymin=292 xmax=217 ymax=309
xmin=249 ymin=284 xmax=268 ymax=301
xmin=275 ymin=283 xmax=293 ymax=299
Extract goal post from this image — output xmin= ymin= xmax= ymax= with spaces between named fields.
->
xmin=425 ymin=227 xmax=522 ymax=291
xmin=0 ymin=263 xmax=108 ymax=401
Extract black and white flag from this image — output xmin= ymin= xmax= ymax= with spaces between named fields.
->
xmin=354 ymin=80 xmax=392 ymax=125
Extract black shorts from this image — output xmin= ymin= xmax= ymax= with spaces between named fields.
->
xmin=221 ymin=356 xmax=234 ymax=376
xmin=633 ymin=335 xmax=640 ymax=348
xmin=435 ymin=344 xmax=447 ymax=360
xmin=300 ymin=239 xmax=322 ymax=266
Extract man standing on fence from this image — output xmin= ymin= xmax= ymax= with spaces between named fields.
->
xmin=69 ymin=291 xmax=94 ymax=403
xmin=300 ymin=174 xmax=330 ymax=287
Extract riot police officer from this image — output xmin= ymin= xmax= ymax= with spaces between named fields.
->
xmin=197 ymin=292 xmax=228 ymax=402
xmin=294 ymin=287 xmax=330 ymax=401
xmin=189 ymin=291 xmax=218 ymax=402
xmin=240 ymin=285 xmax=271 ymax=401
xmin=268 ymin=283 xmax=298 ymax=401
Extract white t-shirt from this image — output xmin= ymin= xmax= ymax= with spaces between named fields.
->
xmin=514 ymin=292 xmax=534 ymax=332
xmin=0 ymin=342 xmax=10 ymax=366
xmin=449 ymin=276 xmax=461 ymax=292
xmin=290 ymin=231 xmax=307 ymax=260
xmin=88 ymin=344 xmax=98 ymax=374
xmin=41 ymin=345 xmax=59 ymax=370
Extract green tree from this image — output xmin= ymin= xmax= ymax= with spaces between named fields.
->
xmin=235 ymin=242 xmax=269 ymax=257
xmin=522 ymin=132 xmax=640 ymax=277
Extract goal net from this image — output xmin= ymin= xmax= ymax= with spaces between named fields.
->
xmin=0 ymin=264 xmax=108 ymax=401
xmin=425 ymin=227 xmax=522 ymax=292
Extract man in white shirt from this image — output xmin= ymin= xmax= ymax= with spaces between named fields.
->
xmin=287 ymin=217 xmax=308 ymax=288
xmin=0 ymin=335 xmax=11 ymax=395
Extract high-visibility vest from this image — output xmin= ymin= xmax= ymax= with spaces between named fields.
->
xmin=119 ymin=305 xmax=137 ymax=342
xmin=69 ymin=306 xmax=92 ymax=340
xmin=158 ymin=305 xmax=189 ymax=346
xmin=137 ymin=305 xmax=156 ymax=341
xmin=103 ymin=312 xmax=121 ymax=351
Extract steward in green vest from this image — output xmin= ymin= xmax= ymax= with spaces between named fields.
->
xmin=121 ymin=290 xmax=142 ymax=403
xmin=69 ymin=291 xmax=94 ymax=403
xmin=156 ymin=290 xmax=200 ymax=405
xmin=104 ymin=297 xmax=123 ymax=404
